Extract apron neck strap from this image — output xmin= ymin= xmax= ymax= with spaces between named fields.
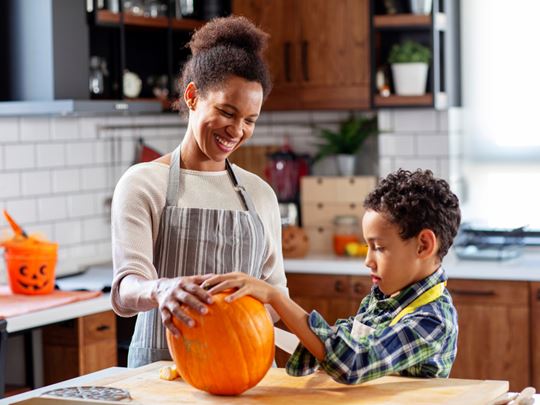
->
xmin=165 ymin=145 xmax=258 ymax=214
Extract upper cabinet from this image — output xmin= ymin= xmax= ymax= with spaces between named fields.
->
xmin=233 ymin=0 xmax=371 ymax=111
xmin=370 ymin=0 xmax=461 ymax=109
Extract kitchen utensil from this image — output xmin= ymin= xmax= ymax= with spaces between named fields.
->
xmin=3 ymin=210 xmax=28 ymax=238
xmin=133 ymin=138 xmax=161 ymax=164
xmin=41 ymin=386 xmax=131 ymax=401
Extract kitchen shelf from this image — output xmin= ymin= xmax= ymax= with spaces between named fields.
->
xmin=171 ymin=18 xmax=205 ymax=31
xmin=123 ymin=14 xmax=169 ymax=28
xmin=95 ymin=10 xmax=121 ymax=26
xmin=374 ymin=94 xmax=433 ymax=107
xmin=373 ymin=14 xmax=431 ymax=29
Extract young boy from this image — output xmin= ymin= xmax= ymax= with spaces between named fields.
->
xmin=204 ymin=169 xmax=461 ymax=385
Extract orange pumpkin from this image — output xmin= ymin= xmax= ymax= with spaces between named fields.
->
xmin=166 ymin=291 xmax=274 ymax=396
xmin=282 ymin=226 xmax=309 ymax=258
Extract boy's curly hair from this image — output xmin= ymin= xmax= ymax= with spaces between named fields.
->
xmin=176 ymin=15 xmax=272 ymax=111
xmin=363 ymin=169 xmax=461 ymax=260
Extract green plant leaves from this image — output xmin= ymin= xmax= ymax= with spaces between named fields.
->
xmin=388 ymin=40 xmax=431 ymax=64
xmin=314 ymin=115 xmax=379 ymax=161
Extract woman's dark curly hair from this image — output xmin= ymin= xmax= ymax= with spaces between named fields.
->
xmin=176 ymin=15 xmax=272 ymax=110
xmin=364 ymin=169 xmax=461 ymax=260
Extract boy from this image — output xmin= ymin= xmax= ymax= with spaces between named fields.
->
xmin=204 ymin=169 xmax=461 ymax=384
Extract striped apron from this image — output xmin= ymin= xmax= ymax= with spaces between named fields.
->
xmin=127 ymin=145 xmax=268 ymax=368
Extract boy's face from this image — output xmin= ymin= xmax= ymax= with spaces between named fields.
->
xmin=362 ymin=209 xmax=426 ymax=296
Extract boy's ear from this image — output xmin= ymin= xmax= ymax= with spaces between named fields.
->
xmin=416 ymin=229 xmax=438 ymax=258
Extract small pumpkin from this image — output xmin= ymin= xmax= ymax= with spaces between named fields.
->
xmin=166 ymin=290 xmax=274 ymax=396
xmin=282 ymin=226 xmax=309 ymax=258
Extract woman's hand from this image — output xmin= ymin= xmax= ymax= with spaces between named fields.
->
xmin=154 ymin=274 xmax=214 ymax=337
xmin=202 ymin=272 xmax=278 ymax=304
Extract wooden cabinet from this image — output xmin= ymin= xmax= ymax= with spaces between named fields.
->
xmin=531 ymin=282 xmax=540 ymax=389
xmin=233 ymin=0 xmax=371 ymax=110
xmin=446 ymin=280 xmax=529 ymax=391
xmin=42 ymin=311 xmax=117 ymax=385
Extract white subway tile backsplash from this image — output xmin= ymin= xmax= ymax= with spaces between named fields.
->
xmin=378 ymin=134 xmax=415 ymax=156
xmin=310 ymin=111 xmax=350 ymax=123
xmin=0 ymin=172 xmax=20 ymax=198
xmin=5 ymin=199 xmax=38 ymax=224
xmin=272 ymin=111 xmax=311 ymax=124
xmin=0 ymin=145 xmax=3 ymax=169
xmin=379 ymin=157 xmax=394 ymax=177
xmin=80 ymin=167 xmax=108 ymax=191
xmin=52 ymin=168 xmax=80 ymax=193
xmin=54 ymin=220 xmax=83 ymax=245
xmin=438 ymin=111 xmax=449 ymax=132
xmin=38 ymin=196 xmax=67 ymax=221
xmin=5 ymin=144 xmax=35 ymax=169
xmin=378 ymin=110 xmax=394 ymax=132
xmin=66 ymin=142 xmax=95 ymax=166
xmin=21 ymin=171 xmax=51 ymax=196
xmin=79 ymin=117 xmax=101 ymax=139
xmin=94 ymin=140 xmax=109 ymax=165
xmin=438 ymin=158 xmax=450 ymax=181
xmin=393 ymin=110 xmax=438 ymax=132
xmin=26 ymin=223 xmax=54 ymax=241
xmin=51 ymin=117 xmax=79 ymax=141
xmin=83 ymin=216 xmax=111 ymax=242
xmin=20 ymin=118 xmax=50 ymax=141
xmin=36 ymin=143 xmax=65 ymax=168
xmin=0 ymin=118 xmax=19 ymax=142
xmin=416 ymin=134 xmax=450 ymax=156
xmin=68 ymin=194 xmax=96 ymax=217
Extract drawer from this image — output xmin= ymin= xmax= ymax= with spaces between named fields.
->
xmin=287 ymin=274 xmax=350 ymax=299
xmin=81 ymin=311 xmax=117 ymax=345
xmin=350 ymin=276 xmax=372 ymax=299
xmin=304 ymin=225 xmax=333 ymax=254
xmin=447 ymin=280 xmax=529 ymax=306
xmin=301 ymin=176 xmax=377 ymax=203
xmin=302 ymin=201 xmax=366 ymax=228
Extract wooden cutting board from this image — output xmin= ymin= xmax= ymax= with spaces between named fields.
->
xmin=15 ymin=361 xmax=509 ymax=405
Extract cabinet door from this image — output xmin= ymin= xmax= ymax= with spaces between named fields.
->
xmin=79 ymin=311 xmax=118 ymax=374
xmin=297 ymin=0 xmax=370 ymax=109
xmin=233 ymin=0 xmax=302 ymax=110
xmin=287 ymin=274 xmax=352 ymax=324
xmin=531 ymin=282 xmax=540 ymax=389
xmin=350 ymin=275 xmax=371 ymax=314
xmin=447 ymin=280 xmax=530 ymax=391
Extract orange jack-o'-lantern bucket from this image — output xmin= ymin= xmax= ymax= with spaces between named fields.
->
xmin=4 ymin=239 xmax=58 ymax=295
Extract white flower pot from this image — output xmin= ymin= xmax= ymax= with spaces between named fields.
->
xmin=391 ymin=63 xmax=429 ymax=96
xmin=410 ymin=0 xmax=432 ymax=15
xmin=336 ymin=154 xmax=356 ymax=176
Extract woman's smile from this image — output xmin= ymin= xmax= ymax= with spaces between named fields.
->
xmin=214 ymin=133 xmax=236 ymax=152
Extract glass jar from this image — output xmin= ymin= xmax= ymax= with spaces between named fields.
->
xmin=333 ymin=215 xmax=360 ymax=256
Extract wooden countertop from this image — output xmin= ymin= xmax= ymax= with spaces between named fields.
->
xmin=8 ymin=361 xmax=509 ymax=405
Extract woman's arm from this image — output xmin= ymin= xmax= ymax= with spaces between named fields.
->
xmin=204 ymin=272 xmax=325 ymax=360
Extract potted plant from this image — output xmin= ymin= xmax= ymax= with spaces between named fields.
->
xmin=388 ymin=40 xmax=431 ymax=96
xmin=314 ymin=115 xmax=379 ymax=176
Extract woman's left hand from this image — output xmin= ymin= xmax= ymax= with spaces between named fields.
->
xmin=202 ymin=272 xmax=277 ymax=304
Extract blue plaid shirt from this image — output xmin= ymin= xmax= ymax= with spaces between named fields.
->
xmin=286 ymin=267 xmax=458 ymax=384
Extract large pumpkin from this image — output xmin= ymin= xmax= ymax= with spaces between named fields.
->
xmin=166 ymin=291 xmax=274 ymax=396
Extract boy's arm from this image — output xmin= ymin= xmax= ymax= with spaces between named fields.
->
xmin=271 ymin=292 xmax=326 ymax=360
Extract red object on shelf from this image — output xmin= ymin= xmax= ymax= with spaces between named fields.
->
xmin=134 ymin=138 xmax=162 ymax=163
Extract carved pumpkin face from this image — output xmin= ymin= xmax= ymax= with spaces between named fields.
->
xmin=282 ymin=226 xmax=309 ymax=258
xmin=6 ymin=251 xmax=57 ymax=295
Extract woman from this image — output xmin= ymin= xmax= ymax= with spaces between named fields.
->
xmin=110 ymin=16 xmax=287 ymax=368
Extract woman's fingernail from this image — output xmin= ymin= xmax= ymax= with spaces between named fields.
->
xmin=200 ymin=307 xmax=207 ymax=314
xmin=188 ymin=321 xmax=194 ymax=327
xmin=207 ymin=297 xmax=213 ymax=304
xmin=225 ymin=297 xmax=231 ymax=303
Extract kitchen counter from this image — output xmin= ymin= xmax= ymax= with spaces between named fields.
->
xmin=3 ymin=361 xmax=512 ymax=405
xmin=284 ymin=248 xmax=540 ymax=281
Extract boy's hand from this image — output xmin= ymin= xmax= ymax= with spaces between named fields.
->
xmin=202 ymin=272 xmax=277 ymax=304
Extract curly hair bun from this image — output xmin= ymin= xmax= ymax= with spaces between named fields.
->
xmin=189 ymin=15 xmax=268 ymax=57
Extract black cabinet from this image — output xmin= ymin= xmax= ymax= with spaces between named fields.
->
xmin=370 ymin=0 xmax=461 ymax=109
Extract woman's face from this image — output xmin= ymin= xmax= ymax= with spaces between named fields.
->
xmin=186 ymin=76 xmax=263 ymax=166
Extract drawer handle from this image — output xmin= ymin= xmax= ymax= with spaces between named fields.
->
xmin=334 ymin=280 xmax=345 ymax=293
xmin=96 ymin=325 xmax=110 ymax=332
xmin=536 ymin=289 xmax=540 ymax=301
xmin=317 ymin=202 xmax=324 ymax=209
xmin=449 ymin=289 xmax=496 ymax=297
xmin=349 ymin=203 xmax=356 ymax=209
xmin=353 ymin=282 xmax=364 ymax=295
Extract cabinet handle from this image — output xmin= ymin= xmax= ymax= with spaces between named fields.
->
xmin=536 ymin=289 xmax=540 ymax=301
xmin=449 ymin=288 xmax=496 ymax=297
xmin=334 ymin=280 xmax=345 ymax=293
xmin=301 ymin=40 xmax=309 ymax=81
xmin=96 ymin=325 xmax=110 ymax=332
xmin=353 ymin=282 xmax=364 ymax=295
xmin=284 ymin=42 xmax=292 ymax=82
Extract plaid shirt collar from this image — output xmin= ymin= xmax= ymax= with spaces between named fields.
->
xmin=371 ymin=266 xmax=448 ymax=313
